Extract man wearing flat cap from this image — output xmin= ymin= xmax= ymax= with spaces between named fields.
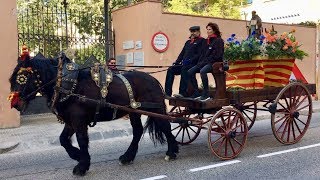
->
xmin=165 ymin=25 xmax=204 ymax=98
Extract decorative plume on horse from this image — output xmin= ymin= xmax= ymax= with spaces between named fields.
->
xmin=9 ymin=45 xmax=178 ymax=176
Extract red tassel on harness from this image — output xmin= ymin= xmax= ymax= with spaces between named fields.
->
xmin=7 ymin=92 xmax=20 ymax=109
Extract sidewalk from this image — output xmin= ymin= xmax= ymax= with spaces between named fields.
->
xmin=1 ymin=101 xmax=320 ymax=154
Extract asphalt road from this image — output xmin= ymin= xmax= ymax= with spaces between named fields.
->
xmin=1 ymin=112 xmax=320 ymax=180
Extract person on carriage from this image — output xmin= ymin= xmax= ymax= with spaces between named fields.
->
xmin=164 ymin=25 xmax=204 ymax=98
xmin=188 ymin=22 xmax=224 ymax=101
xmin=107 ymin=57 xmax=119 ymax=74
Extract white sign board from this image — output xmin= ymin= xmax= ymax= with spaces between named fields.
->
xmin=133 ymin=52 xmax=144 ymax=66
xmin=116 ymin=55 xmax=126 ymax=69
xmin=123 ymin=40 xmax=134 ymax=50
xmin=126 ymin=52 xmax=134 ymax=64
xmin=135 ymin=41 xmax=142 ymax=49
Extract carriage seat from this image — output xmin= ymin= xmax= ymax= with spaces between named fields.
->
xmin=210 ymin=62 xmax=227 ymax=99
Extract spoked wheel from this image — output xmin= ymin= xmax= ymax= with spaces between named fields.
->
xmin=270 ymin=82 xmax=312 ymax=144
xmin=233 ymin=102 xmax=257 ymax=130
xmin=208 ymin=107 xmax=248 ymax=160
xmin=169 ymin=106 xmax=202 ymax=145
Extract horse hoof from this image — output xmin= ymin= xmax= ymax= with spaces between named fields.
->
xmin=73 ymin=164 xmax=87 ymax=176
xmin=119 ymin=160 xmax=133 ymax=166
xmin=165 ymin=155 xmax=176 ymax=161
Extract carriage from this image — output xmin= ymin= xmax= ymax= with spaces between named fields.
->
xmin=167 ymin=62 xmax=315 ymax=159
xmin=89 ymin=61 xmax=315 ymax=160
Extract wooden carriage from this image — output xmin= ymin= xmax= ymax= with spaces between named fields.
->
xmin=84 ymin=59 xmax=315 ymax=160
xmin=167 ymin=61 xmax=315 ymax=159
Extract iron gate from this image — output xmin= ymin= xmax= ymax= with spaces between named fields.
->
xmin=17 ymin=2 xmax=114 ymax=64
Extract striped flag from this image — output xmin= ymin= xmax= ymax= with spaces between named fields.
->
xmin=263 ymin=59 xmax=295 ymax=87
xmin=289 ymin=63 xmax=308 ymax=83
xmin=226 ymin=60 xmax=265 ymax=89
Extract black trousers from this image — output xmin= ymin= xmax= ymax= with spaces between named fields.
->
xmin=165 ymin=65 xmax=194 ymax=96
xmin=187 ymin=64 xmax=213 ymax=95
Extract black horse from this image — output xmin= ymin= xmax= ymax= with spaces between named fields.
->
xmin=9 ymin=53 xmax=178 ymax=176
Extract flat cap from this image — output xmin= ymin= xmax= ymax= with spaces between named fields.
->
xmin=189 ymin=26 xmax=200 ymax=31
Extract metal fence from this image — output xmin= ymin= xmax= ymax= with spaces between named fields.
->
xmin=17 ymin=3 xmax=114 ymax=64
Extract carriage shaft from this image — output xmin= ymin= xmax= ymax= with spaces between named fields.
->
xmin=77 ymin=96 xmax=203 ymax=123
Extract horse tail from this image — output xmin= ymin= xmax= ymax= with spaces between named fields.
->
xmin=144 ymin=75 xmax=167 ymax=145
xmin=144 ymin=116 xmax=166 ymax=145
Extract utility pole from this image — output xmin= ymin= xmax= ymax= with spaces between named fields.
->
xmin=104 ymin=0 xmax=109 ymax=60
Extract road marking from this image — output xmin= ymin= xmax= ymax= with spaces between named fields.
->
xmin=257 ymin=143 xmax=320 ymax=158
xmin=189 ymin=160 xmax=241 ymax=172
xmin=140 ymin=175 xmax=167 ymax=180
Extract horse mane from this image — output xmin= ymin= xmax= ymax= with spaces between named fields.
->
xmin=31 ymin=56 xmax=58 ymax=79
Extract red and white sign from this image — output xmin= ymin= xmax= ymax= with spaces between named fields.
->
xmin=151 ymin=32 xmax=169 ymax=53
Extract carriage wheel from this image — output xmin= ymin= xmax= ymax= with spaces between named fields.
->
xmin=234 ymin=102 xmax=257 ymax=130
xmin=208 ymin=107 xmax=248 ymax=160
xmin=169 ymin=106 xmax=202 ymax=145
xmin=270 ymin=83 xmax=312 ymax=144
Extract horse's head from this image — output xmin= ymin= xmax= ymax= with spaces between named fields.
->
xmin=8 ymin=46 xmax=46 ymax=111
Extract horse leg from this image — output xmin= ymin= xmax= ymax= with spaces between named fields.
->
xmin=72 ymin=124 xmax=90 ymax=176
xmin=155 ymin=118 xmax=179 ymax=161
xmin=59 ymin=124 xmax=80 ymax=161
xmin=119 ymin=113 xmax=143 ymax=165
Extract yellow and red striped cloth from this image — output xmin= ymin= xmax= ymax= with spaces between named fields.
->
xmin=263 ymin=59 xmax=295 ymax=87
xmin=226 ymin=60 xmax=265 ymax=89
xmin=226 ymin=59 xmax=295 ymax=89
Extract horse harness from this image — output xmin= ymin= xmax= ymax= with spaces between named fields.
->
xmin=51 ymin=59 xmax=143 ymax=127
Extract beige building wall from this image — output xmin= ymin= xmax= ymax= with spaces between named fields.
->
xmin=112 ymin=1 xmax=317 ymax=95
xmin=0 ymin=0 xmax=20 ymax=128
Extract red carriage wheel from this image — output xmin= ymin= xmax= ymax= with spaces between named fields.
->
xmin=169 ymin=106 xmax=202 ymax=145
xmin=208 ymin=107 xmax=248 ymax=160
xmin=270 ymin=82 xmax=312 ymax=144
xmin=233 ymin=102 xmax=257 ymax=130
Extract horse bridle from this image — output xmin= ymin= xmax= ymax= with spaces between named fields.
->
xmin=9 ymin=67 xmax=42 ymax=101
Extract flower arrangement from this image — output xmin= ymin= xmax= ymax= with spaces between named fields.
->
xmin=224 ymin=32 xmax=262 ymax=62
xmin=224 ymin=29 xmax=308 ymax=62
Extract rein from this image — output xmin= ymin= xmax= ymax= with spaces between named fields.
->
xmin=109 ymin=64 xmax=181 ymax=74
xmin=21 ymin=63 xmax=179 ymax=101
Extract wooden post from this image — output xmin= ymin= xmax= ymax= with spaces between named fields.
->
xmin=0 ymin=0 xmax=20 ymax=128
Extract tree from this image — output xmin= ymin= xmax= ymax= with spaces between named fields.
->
xmin=297 ymin=21 xmax=317 ymax=27
xmin=165 ymin=0 xmax=246 ymax=19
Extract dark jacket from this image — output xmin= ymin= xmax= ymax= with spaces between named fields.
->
xmin=197 ymin=36 xmax=224 ymax=68
xmin=175 ymin=36 xmax=204 ymax=66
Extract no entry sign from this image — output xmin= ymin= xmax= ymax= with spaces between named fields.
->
xmin=151 ymin=32 xmax=169 ymax=53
